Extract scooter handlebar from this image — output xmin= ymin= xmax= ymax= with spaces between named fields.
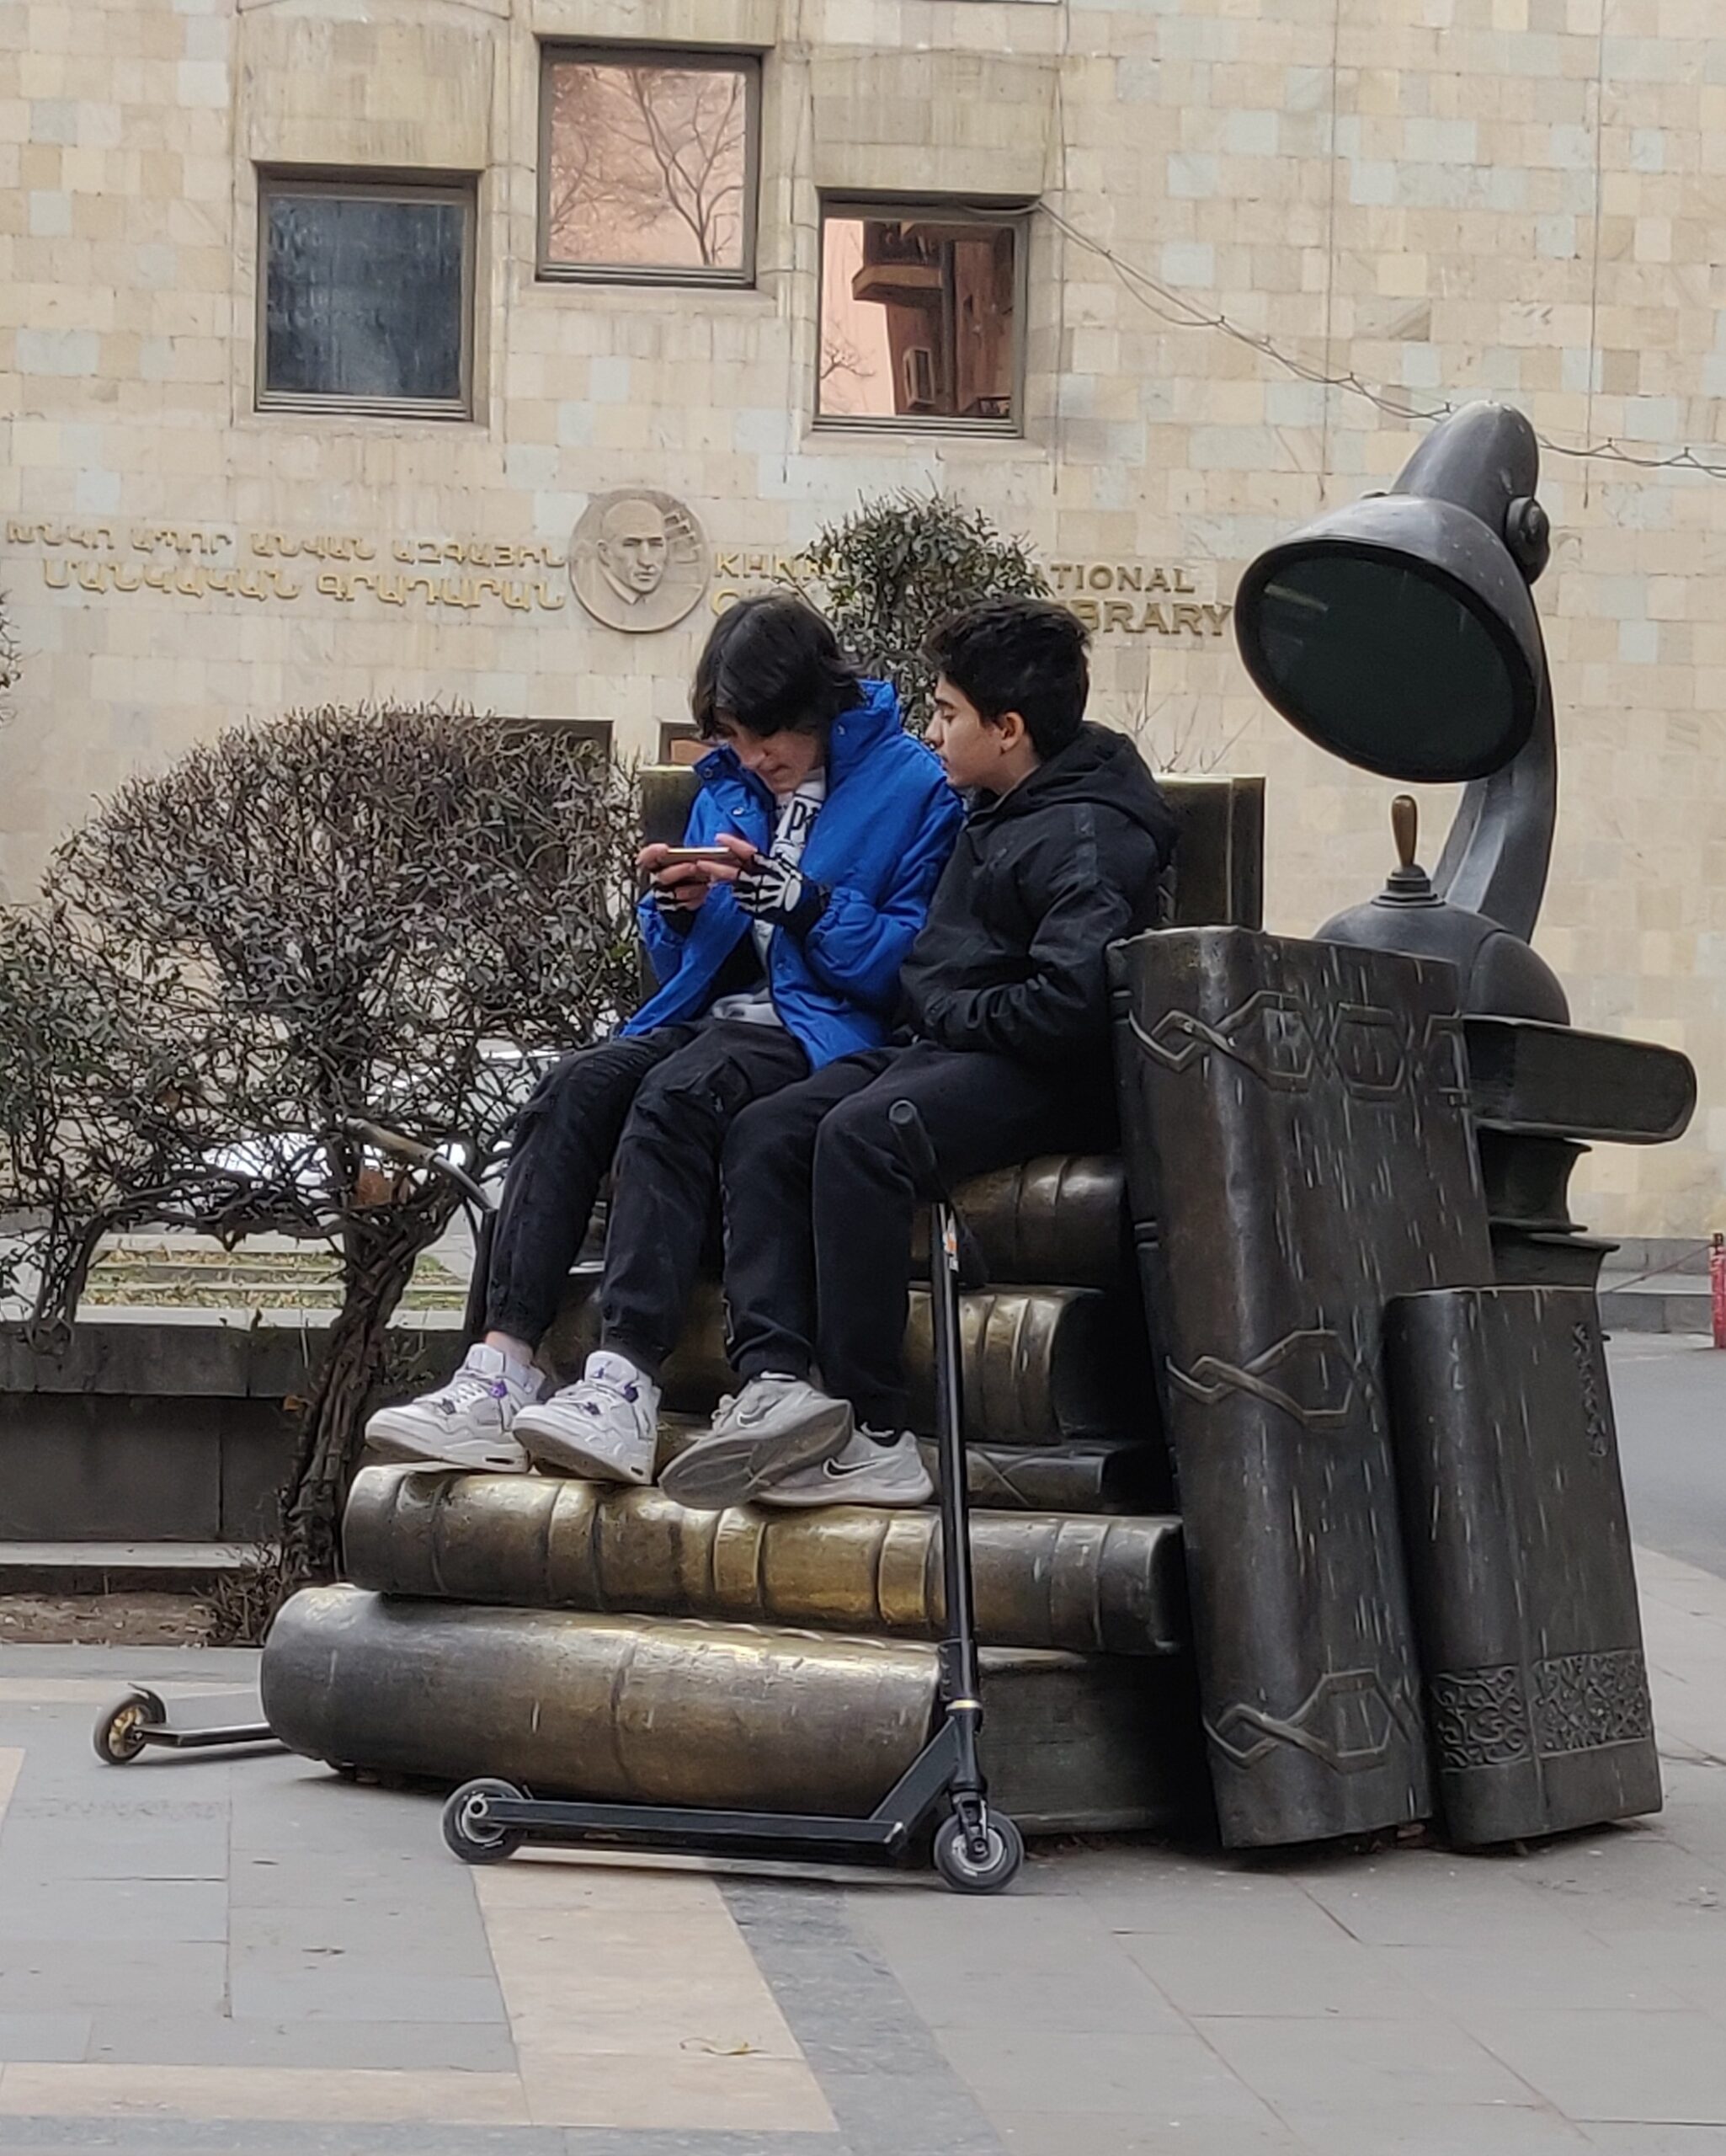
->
xmin=888 ymin=1100 xmax=988 ymax=1290
xmin=887 ymin=1098 xmax=945 ymax=1202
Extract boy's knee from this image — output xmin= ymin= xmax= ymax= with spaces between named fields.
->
xmin=815 ymin=1092 xmax=897 ymax=1177
xmin=723 ymin=1091 xmax=786 ymax=1169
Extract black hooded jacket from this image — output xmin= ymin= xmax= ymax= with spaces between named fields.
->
xmin=899 ymin=723 xmax=1179 ymax=1069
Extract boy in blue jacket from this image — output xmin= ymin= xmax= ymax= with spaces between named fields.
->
xmin=367 ymin=595 xmax=962 ymax=1481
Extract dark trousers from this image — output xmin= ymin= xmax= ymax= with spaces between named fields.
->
xmin=485 ymin=1022 xmax=810 ymax=1376
xmin=721 ymin=1041 xmax=1116 ymax=1432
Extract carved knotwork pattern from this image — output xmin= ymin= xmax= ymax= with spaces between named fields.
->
xmin=1125 ymin=988 xmax=1468 ymax=1107
xmin=1207 ymin=1668 xmax=1420 ymax=1774
xmin=1168 ymin=1326 xmax=1374 ymax=1433
xmin=1430 ymin=1665 xmax=1532 ymax=1769
xmin=1532 ymin=1650 xmax=1653 ymax=1756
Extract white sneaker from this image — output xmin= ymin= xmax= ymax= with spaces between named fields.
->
xmin=514 ymin=1351 xmax=659 ymax=1484
xmin=658 ymin=1375 xmax=854 ymax=1511
xmin=756 ymin=1430 xmax=935 ymax=1510
xmin=365 ymin=1345 xmax=541 ymax=1472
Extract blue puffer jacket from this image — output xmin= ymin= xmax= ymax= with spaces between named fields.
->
xmin=626 ymin=680 xmax=962 ymax=1068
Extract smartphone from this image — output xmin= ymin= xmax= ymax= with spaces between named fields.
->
xmin=658 ymin=846 xmax=736 ymax=867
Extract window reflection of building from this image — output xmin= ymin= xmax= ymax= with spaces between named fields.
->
xmin=819 ymin=210 xmax=1019 ymax=428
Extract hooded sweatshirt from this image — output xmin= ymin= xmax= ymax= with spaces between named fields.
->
xmin=899 ymin=723 xmax=1179 ymax=1070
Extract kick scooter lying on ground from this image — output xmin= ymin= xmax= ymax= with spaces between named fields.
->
xmin=439 ymin=1098 xmax=1026 ymax=1894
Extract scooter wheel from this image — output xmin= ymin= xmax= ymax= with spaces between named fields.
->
xmin=442 ymin=1778 xmax=527 ymax=1865
xmin=93 ymin=1688 xmax=166 ymax=1767
xmin=933 ymin=1810 xmax=1025 ymax=1894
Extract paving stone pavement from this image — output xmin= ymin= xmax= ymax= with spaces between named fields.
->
xmin=0 ymin=1548 xmax=1723 ymax=2156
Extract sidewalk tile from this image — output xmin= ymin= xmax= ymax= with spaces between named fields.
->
xmin=860 ymin=1893 xmax=1186 ymax=2033
xmin=1590 ymin=1923 xmax=1726 ymax=2015
xmin=1192 ymin=2013 xmax=1537 ymax=2110
xmin=1291 ymin=1858 xmax=1613 ymax=1951
xmin=0 ymin=1941 xmax=228 ymax=2015
xmin=0 ymin=2015 xmax=91 ymax=2063
xmin=518 ymin=2052 xmax=835 ymax=2132
xmin=227 ymin=1849 xmax=440 ymax=1905
xmin=1468 ymin=2007 xmax=1726 ymax=2124
xmin=230 ymin=1899 xmax=499 ymax=1974
xmin=1276 ymin=2103 xmax=1594 ymax=2153
xmin=994 ymin=2111 xmax=1306 ymax=2154
xmin=0 ymin=2063 xmax=531 ymax=2124
xmin=935 ymin=2025 xmax=1272 ymax=2121
xmin=1582 ymin=2130 xmax=1726 ymax=2153
xmin=1382 ymin=1940 xmax=1691 ymax=2016
xmin=83 ymin=2011 xmax=518 ymax=2073
xmin=1121 ymin=1931 xmax=1430 ymax=2019
xmin=226 ymin=1967 xmax=507 ymax=2025
xmin=0 ymin=1876 xmax=228 ymax=1944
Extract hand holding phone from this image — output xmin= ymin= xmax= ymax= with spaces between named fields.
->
xmin=696 ymin=830 xmax=759 ymax=887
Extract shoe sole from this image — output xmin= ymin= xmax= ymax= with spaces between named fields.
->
xmin=658 ymin=1399 xmax=854 ymax=1511
xmin=364 ymin=1422 xmax=526 ymax=1473
xmin=757 ymin=1479 xmax=935 ymax=1511
xmin=514 ymin=1421 xmax=655 ymax=1485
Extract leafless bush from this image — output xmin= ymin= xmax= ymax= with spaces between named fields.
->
xmin=2 ymin=705 xmax=642 ymax=1588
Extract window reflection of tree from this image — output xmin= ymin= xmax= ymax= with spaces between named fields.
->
xmin=547 ymin=62 xmax=748 ymax=270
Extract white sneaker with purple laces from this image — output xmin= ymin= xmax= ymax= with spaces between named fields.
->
xmin=514 ymin=1351 xmax=661 ymax=1484
xmin=365 ymin=1344 xmax=541 ymax=1472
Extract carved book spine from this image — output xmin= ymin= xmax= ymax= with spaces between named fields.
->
xmin=1386 ymin=1285 xmax=1661 ymax=1845
xmin=1111 ymin=927 xmax=1494 ymax=1847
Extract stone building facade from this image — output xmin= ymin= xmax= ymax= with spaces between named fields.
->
xmin=0 ymin=0 xmax=1721 ymax=1236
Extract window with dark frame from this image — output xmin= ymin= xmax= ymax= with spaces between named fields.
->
xmin=658 ymin=722 xmax=705 ymax=766
xmin=539 ymin=46 xmax=759 ymax=286
xmin=818 ymin=204 xmax=1024 ymax=431
xmin=258 ymin=174 xmax=477 ymax=419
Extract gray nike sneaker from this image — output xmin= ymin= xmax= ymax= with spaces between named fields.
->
xmin=658 ymin=1374 xmax=853 ymax=1510
xmin=756 ymin=1431 xmax=935 ymax=1510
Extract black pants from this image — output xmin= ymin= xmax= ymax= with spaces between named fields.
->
xmin=721 ymin=1041 xmax=1116 ymax=1432
xmin=485 ymin=1022 xmax=810 ymax=1376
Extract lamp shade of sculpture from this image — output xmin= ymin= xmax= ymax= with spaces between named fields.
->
xmin=1233 ymin=403 xmax=1548 ymax=787
xmin=1233 ymin=402 xmax=1568 ymax=1017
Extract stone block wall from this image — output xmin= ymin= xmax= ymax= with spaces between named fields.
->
xmin=1 ymin=0 xmax=1721 ymax=1235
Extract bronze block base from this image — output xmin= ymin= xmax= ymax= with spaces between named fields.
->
xmin=342 ymin=1465 xmax=1187 ymax=1657
xmin=260 ymin=1587 xmax=1207 ymax=1835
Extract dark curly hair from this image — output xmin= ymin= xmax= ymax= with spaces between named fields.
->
xmin=924 ymin=598 xmax=1091 ymax=760
xmin=691 ymin=595 xmax=863 ymax=740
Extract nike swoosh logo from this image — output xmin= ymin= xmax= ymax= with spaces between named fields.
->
xmin=823 ymin=1454 xmax=887 ymax=1480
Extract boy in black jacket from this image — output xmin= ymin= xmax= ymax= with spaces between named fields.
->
xmin=663 ymin=597 xmax=1177 ymax=1510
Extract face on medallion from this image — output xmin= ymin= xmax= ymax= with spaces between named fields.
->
xmin=569 ymin=490 xmax=710 ymax=633
xmin=597 ymin=500 xmax=669 ymax=600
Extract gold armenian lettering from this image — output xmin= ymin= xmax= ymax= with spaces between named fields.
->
xmin=131 ymin=526 xmax=232 ymax=557
xmin=22 ymin=528 xmax=1225 ymax=630
xmin=11 ymin=520 xmax=113 ymax=549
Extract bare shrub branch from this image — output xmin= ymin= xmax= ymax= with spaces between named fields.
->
xmin=3 ymin=705 xmax=642 ymax=1589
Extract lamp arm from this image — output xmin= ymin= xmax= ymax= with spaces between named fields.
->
xmin=1431 ymin=667 xmax=1556 ymax=942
